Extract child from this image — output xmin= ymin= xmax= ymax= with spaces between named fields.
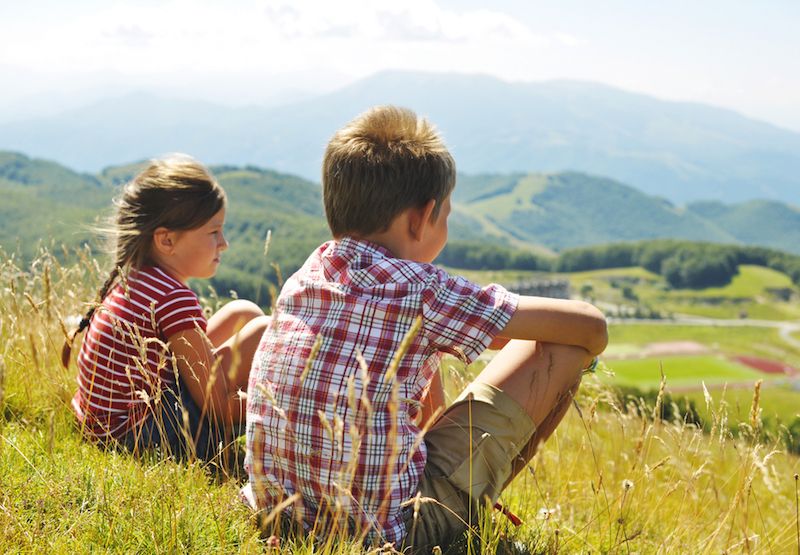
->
xmin=245 ymin=107 xmax=608 ymax=551
xmin=64 ymin=155 xmax=270 ymax=463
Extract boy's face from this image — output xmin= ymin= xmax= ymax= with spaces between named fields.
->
xmin=418 ymin=195 xmax=451 ymax=264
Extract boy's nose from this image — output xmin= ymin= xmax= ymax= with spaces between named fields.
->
xmin=218 ymin=233 xmax=229 ymax=251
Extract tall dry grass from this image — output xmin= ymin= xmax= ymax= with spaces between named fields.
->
xmin=1 ymin=246 xmax=799 ymax=553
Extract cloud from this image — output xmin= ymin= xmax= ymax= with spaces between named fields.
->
xmin=0 ymin=0 xmax=541 ymax=73
xmin=552 ymin=32 xmax=587 ymax=47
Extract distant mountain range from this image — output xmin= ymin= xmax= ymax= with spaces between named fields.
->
xmin=1 ymin=71 xmax=799 ymax=205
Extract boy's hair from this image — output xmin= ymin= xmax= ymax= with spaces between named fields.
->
xmin=62 ymin=154 xmax=225 ymax=367
xmin=322 ymin=105 xmax=456 ymax=237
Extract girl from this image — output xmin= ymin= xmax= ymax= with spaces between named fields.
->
xmin=63 ymin=155 xmax=270 ymax=463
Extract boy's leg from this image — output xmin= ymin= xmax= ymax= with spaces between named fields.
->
xmin=206 ymin=299 xmax=266 ymax=347
xmin=475 ymin=340 xmax=588 ymax=429
xmin=474 ymin=340 xmax=588 ymax=485
xmin=405 ymin=340 xmax=587 ymax=552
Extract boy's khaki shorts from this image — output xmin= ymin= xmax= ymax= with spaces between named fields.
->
xmin=402 ymin=382 xmax=535 ymax=553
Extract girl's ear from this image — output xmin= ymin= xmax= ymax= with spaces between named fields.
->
xmin=152 ymin=227 xmax=175 ymax=255
xmin=409 ymin=199 xmax=437 ymax=241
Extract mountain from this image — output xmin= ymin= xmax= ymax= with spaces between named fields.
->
xmin=1 ymin=71 xmax=799 ymax=204
xmin=686 ymin=200 xmax=800 ymax=255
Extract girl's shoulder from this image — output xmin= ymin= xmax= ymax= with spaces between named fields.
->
xmin=125 ymin=266 xmax=197 ymax=301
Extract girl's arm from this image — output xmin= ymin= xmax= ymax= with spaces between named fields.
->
xmin=168 ymin=328 xmax=242 ymax=424
xmin=498 ymin=296 xmax=608 ymax=356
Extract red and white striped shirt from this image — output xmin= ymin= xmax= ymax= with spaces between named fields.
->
xmin=71 ymin=266 xmax=207 ymax=440
xmin=245 ymin=238 xmax=518 ymax=545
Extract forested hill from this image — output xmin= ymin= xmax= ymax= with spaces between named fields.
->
xmin=3 ymin=151 xmax=800 ymax=300
xmin=453 ymin=172 xmax=800 ymax=254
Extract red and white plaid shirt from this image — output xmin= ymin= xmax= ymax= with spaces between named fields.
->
xmin=245 ymin=238 xmax=517 ymax=545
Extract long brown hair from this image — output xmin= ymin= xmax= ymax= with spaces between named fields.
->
xmin=61 ymin=155 xmax=226 ymax=367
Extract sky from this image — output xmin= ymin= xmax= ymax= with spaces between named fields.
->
xmin=1 ymin=0 xmax=799 ymax=131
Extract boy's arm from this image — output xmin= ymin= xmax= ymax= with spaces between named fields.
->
xmin=498 ymin=296 xmax=608 ymax=356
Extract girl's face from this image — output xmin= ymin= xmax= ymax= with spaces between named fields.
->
xmin=156 ymin=207 xmax=228 ymax=283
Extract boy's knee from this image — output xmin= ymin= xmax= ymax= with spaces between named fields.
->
xmin=538 ymin=342 xmax=595 ymax=373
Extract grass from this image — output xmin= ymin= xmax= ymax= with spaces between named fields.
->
xmin=601 ymin=355 xmax=768 ymax=388
xmin=461 ymin=264 xmax=800 ymax=321
xmin=678 ymin=385 xmax=800 ymax=426
xmin=5 ymin=249 xmax=800 ymax=553
xmin=577 ymin=265 xmax=800 ymax=321
xmin=608 ymin=323 xmax=800 ymax=369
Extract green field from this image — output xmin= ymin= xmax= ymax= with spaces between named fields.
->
xmin=460 ymin=264 xmax=800 ymax=321
xmin=601 ymin=355 xmax=768 ymax=388
xmin=608 ymin=323 xmax=800 ymax=368
xmin=569 ymin=265 xmax=800 ymax=320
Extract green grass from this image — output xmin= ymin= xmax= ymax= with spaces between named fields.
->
xmin=616 ymin=264 xmax=800 ymax=320
xmin=462 ymin=264 xmax=800 ymax=320
xmin=678 ymin=384 xmax=800 ymax=426
xmin=1 ymin=415 xmax=261 ymax=552
xmin=609 ymin=323 xmax=800 ymax=369
xmin=601 ymin=355 xmax=768 ymax=388
xmin=6 ymin=251 xmax=800 ymax=553
xmin=677 ymin=265 xmax=794 ymax=298
xmin=604 ymin=265 xmax=800 ymax=320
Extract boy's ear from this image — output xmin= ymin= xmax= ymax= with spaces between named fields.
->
xmin=152 ymin=227 xmax=175 ymax=255
xmin=409 ymin=199 xmax=437 ymax=241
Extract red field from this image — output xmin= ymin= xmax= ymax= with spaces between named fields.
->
xmin=733 ymin=355 xmax=798 ymax=376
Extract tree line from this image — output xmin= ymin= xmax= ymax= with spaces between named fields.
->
xmin=438 ymin=239 xmax=800 ymax=290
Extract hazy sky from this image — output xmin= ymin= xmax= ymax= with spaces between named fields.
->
xmin=2 ymin=0 xmax=799 ymax=131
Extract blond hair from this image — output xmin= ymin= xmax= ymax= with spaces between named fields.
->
xmin=322 ymin=105 xmax=456 ymax=237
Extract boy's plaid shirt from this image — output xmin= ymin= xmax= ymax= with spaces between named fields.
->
xmin=245 ymin=237 xmax=518 ymax=545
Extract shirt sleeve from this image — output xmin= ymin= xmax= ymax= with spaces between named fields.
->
xmin=421 ymin=269 xmax=519 ymax=364
xmin=155 ymin=287 xmax=208 ymax=338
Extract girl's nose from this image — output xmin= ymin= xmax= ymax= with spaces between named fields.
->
xmin=218 ymin=232 xmax=229 ymax=251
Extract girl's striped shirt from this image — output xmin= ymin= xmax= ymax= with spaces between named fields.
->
xmin=71 ymin=266 xmax=206 ymax=440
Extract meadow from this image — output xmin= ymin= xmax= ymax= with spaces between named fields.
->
xmin=3 ymin=250 xmax=800 ymax=553
xmin=568 ymin=265 xmax=800 ymax=321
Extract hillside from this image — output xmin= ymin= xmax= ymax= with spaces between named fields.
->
xmin=0 ymin=153 xmax=331 ymax=302
xmin=1 ymin=71 xmax=799 ymax=204
xmin=455 ymin=172 xmax=737 ymax=250
xmin=687 ymin=200 xmax=800 ymax=254
xmin=4 ymin=151 xmax=800 ymax=303
xmin=3 ymin=252 xmax=800 ymax=552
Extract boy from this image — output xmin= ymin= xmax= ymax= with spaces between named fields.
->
xmin=245 ymin=106 xmax=607 ymax=552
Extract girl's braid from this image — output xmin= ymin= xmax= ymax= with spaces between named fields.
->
xmin=61 ymin=265 xmax=121 ymax=368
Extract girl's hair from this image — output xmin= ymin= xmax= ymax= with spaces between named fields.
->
xmin=61 ymin=154 xmax=226 ymax=367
